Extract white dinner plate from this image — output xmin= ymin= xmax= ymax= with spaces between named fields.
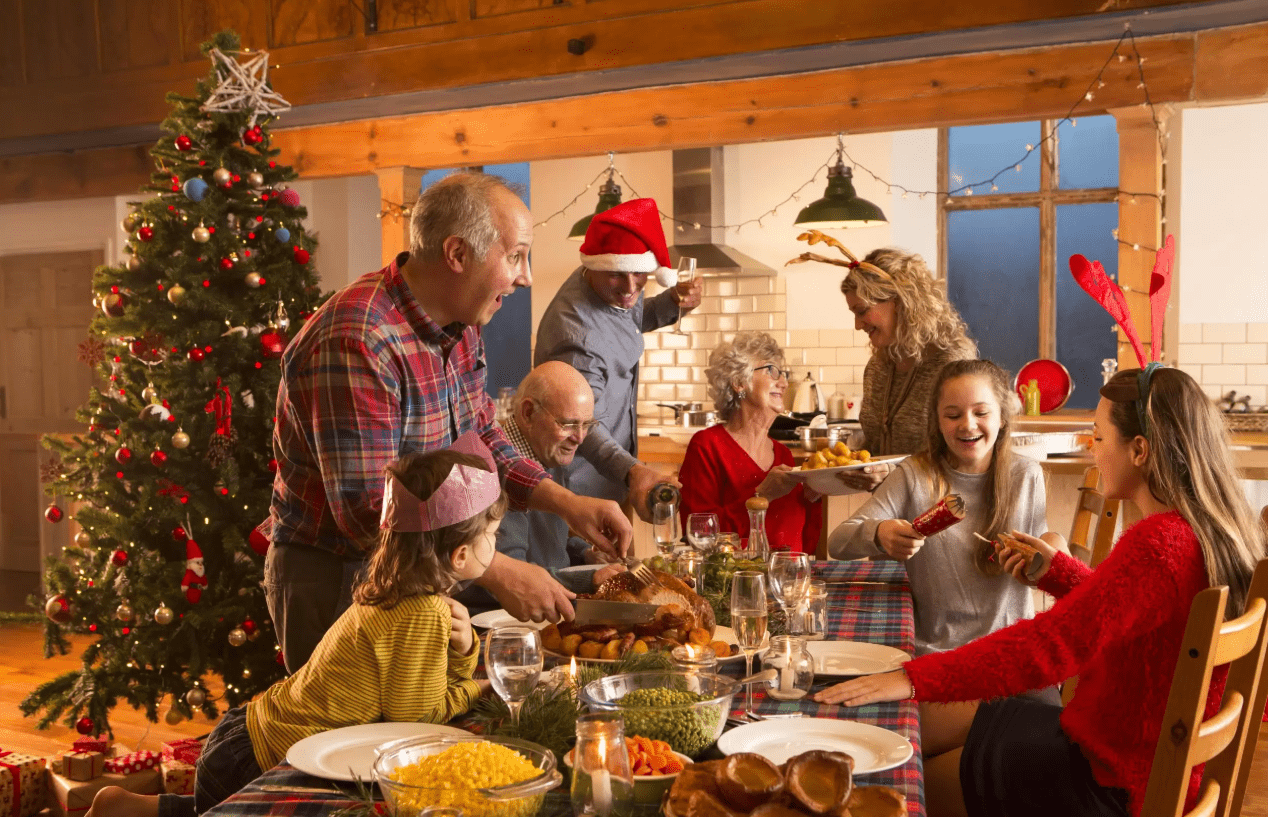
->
xmin=286 ymin=722 xmax=469 ymax=782
xmin=546 ymin=625 xmax=766 ymax=665
xmin=717 ymin=718 xmax=914 ymax=773
xmin=469 ymin=610 xmax=550 ymax=630
xmin=788 ymin=454 xmax=908 ymax=496
xmin=806 ymin=641 xmax=910 ymax=677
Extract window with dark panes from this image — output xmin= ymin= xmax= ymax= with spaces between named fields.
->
xmin=941 ymin=116 xmax=1119 ymax=410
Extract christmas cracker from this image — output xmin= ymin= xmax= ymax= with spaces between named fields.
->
xmin=911 ymin=493 xmax=966 ymax=537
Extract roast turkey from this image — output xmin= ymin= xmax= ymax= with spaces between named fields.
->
xmin=583 ymin=569 xmax=716 ymax=636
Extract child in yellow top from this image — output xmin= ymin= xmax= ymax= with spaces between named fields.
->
xmin=89 ymin=435 xmax=507 ymax=817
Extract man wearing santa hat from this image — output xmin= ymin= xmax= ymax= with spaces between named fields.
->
xmin=535 ymin=198 xmax=703 ymax=520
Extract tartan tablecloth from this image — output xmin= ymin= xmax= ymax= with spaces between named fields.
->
xmin=203 ymin=559 xmax=922 ymax=817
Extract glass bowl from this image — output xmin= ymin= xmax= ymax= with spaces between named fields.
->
xmin=373 ymin=733 xmax=562 ymax=817
xmin=578 ymin=671 xmax=738 ymax=758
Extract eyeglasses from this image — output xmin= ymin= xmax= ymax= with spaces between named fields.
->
xmin=533 ymin=401 xmax=600 ymax=435
xmin=754 ymin=364 xmax=792 ymax=381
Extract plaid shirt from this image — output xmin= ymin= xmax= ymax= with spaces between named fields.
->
xmin=265 ymin=253 xmax=546 ymax=556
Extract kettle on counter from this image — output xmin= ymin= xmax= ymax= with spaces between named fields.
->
xmin=791 ymin=371 xmax=825 ymax=415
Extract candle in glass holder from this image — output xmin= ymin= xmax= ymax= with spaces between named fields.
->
xmin=672 ymin=644 xmax=716 ymax=692
xmin=761 ymin=635 xmax=814 ymax=701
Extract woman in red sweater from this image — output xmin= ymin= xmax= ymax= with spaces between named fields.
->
xmin=814 ymin=366 xmax=1265 ymax=817
xmin=678 ymin=331 xmax=821 ymax=554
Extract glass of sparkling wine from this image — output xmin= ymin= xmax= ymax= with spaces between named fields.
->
xmin=730 ymin=570 xmax=768 ymax=719
xmin=652 ymin=502 xmax=681 ymax=556
xmin=670 ymin=256 xmax=697 ymax=335
xmin=767 ymin=552 xmax=812 ymax=635
xmin=687 ymin=513 xmax=719 ymax=552
xmin=485 ymin=625 xmax=543 ymax=724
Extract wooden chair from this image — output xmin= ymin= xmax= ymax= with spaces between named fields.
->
xmin=1140 ymin=557 xmax=1268 ymax=817
xmin=1068 ymin=465 xmax=1121 ymax=568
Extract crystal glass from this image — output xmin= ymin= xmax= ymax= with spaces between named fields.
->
xmin=485 ymin=625 xmax=543 ymax=724
xmin=686 ymin=513 xmax=718 ymax=552
xmin=767 ymin=552 xmax=811 ymax=635
xmin=571 ymin=712 xmax=635 ymax=817
xmin=729 ymin=570 xmax=768 ymax=719
xmin=652 ymin=502 xmax=681 ymax=556
xmin=670 ymin=256 xmax=697 ymax=335
xmin=760 ymin=635 xmax=815 ymax=701
xmin=803 ymin=579 xmax=828 ymax=640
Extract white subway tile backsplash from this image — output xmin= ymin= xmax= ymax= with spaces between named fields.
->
xmin=644 ymin=332 xmax=660 ymax=350
xmin=1179 ymin=344 xmax=1223 ymax=365
xmin=1223 ymin=344 xmax=1268 ymax=365
xmin=1203 ymin=323 xmax=1246 ymax=344
xmin=676 ymin=349 xmax=706 ymax=366
xmin=1247 ymin=365 xmax=1268 ymax=385
xmin=706 ymin=280 xmax=736 ymax=298
xmin=784 ymin=347 xmax=805 ymax=365
xmin=661 ymin=366 xmax=690 ymax=382
xmin=694 ymin=331 xmax=720 ymax=351
xmin=710 ymin=315 xmax=738 ymax=332
xmin=805 ymin=347 xmax=837 ymax=365
xmin=1248 ymin=323 xmax=1268 ymax=343
xmin=1204 ymin=364 xmax=1247 ymax=384
xmin=774 ymin=276 xmax=787 ymax=294
xmin=646 ymin=349 xmax=675 ymax=366
xmin=1200 ymin=383 xmax=1224 ymax=400
xmin=661 ymin=332 xmax=690 ymax=349
xmin=738 ymin=277 xmax=773 ymax=295
xmin=818 ymin=329 xmax=854 ymax=348
xmin=720 ymin=297 xmax=749 ymax=314
xmin=677 ymin=315 xmax=705 ymax=333
xmin=642 ymin=366 xmax=660 ymax=381
xmin=790 ymin=329 xmax=819 ymax=348
xmin=771 ymin=313 xmax=786 ymax=330
xmin=839 ymin=346 xmax=872 ymax=365
xmin=698 ymin=297 xmax=720 ymax=314
xmin=1236 ymin=385 xmax=1267 ymax=404
xmin=738 ymin=313 xmax=772 ymax=331
xmin=647 ymin=383 xmax=676 ymax=400
xmin=1178 ymin=323 xmax=1203 ymax=344
xmin=753 ymin=294 xmax=780 ymax=312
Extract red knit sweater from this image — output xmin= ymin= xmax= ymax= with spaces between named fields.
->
xmin=678 ymin=424 xmax=822 ymax=554
xmin=906 ymin=511 xmax=1223 ymax=817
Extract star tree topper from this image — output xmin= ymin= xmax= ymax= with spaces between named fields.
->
xmin=201 ymin=48 xmax=291 ymax=128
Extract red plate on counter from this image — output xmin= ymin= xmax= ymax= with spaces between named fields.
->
xmin=1014 ymin=359 xmax=1074 ymax=414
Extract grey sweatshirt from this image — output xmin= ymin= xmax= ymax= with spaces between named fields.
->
xmin=827 ymin=456 xmax=1048 ymax=656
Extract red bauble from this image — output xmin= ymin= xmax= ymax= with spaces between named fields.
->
xmin=129 ymin=338 xmax=149 ymax=357
xmin=248 ymin=527 xmax=270 ymax=556
xmin=102 ymin=292 xmax=127 ymax=318
xmin=111 ymin=549 xmax=128 ymax=566
xmin=268 ymin=458 xmax=279 ymax=474
xmin=150 ymin=450 xmax=167 ymax=467
xmin=219 ymin=257 xmax=235 ymax=271
xmin=293 ymin=248 xmax=310 ymax=265
xmin=172 ymin=526 xmax=188 ymax=542
xmin=175 ymin=135 xmax=193 ymax=151
xmin=242 ymin=618 xmax=257 ymax=635
xmin=260 ymin=331 xmax=287 ymax=359
xmin=278 ymin=188 xmax=301 ymax=207
xmin=242 ymin=128 xmax=260 ymax=145
xmin=75 ymin=716 xmax=95 ymax=736
xmin=115 ymin=447 xmax=132 ymax=465
xmin=188 ymin=347 xmax=205 ymax=362
xmin=45 ymin=504 xmax=64 ymax=523
xmin=45 ymin=595 xmax=72 ymax=623
xmin=137 ymin=226 xmax=154 ymax=242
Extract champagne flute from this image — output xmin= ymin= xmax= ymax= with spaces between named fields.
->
xmin=652 ymin=502 xmax=681 ymax=556
xmin=670 ymin=256 xmax=697 ymax=335
xmin=485 ymin=625 xmax=543 ymax=724
xmin=686 ymin=513 xmax=718 ymax=552
xmin=767 ymin=552 xmax=812 ymax=635
xmin=730 ymin=570 xmax=768 ymax=719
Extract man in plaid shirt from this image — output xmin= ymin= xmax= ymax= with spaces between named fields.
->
xmin=262 ymin=173 xmax=632 ymax=672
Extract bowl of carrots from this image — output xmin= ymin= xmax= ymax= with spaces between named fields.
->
xmin=564 ymin=734 xmax=693 ymax=805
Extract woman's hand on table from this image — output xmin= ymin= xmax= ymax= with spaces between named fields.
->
xmin=756 ymin=465 xmax=798 ymax=501
xmin=875 ymin=520 xmax=925 ymax=561
xmin=835 ymin=459 xmax=895 ymax=492
xmin=997 ymin=529 xmax=1059 ymax=586
xmin=813 ymin=669 xmax=913 ymax=707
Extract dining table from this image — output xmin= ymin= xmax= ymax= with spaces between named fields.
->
xmin=202 ymin=558 xmax=924 ymax=817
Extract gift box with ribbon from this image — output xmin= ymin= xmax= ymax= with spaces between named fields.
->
xmin=160 ymin=758 xmax=196 ymax=795
xmin=0 ymin=749 xmax=48 ymax=817
xmin=47 ymin=767 xmax=160 ymax=817
xmin=160 ymin=736 xmax=204 ymax=766
xmin=70 ymin=738 xmax=110 ymax=756
xmin=60 ymin=751 xmax=105 ymax=783
xmin=103 ymin=749 xmax=160 ymax=775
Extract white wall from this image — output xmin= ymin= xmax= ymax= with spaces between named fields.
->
xmin=1178 ymin=102 xmax=1268 ymax=324
xmin=0 ymin=196 xmax=122 ymax=261
xmin=287 ymin=176 xmax=383 ymax=291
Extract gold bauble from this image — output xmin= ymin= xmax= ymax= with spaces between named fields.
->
xmin=172 ymin=429 xmax=191 ymax=449
xmin=74 ymin=530 xmax=91 ymax=547
xmin=127 ymin=255 xmax=141 ymax=271
xmin=247 ymin=172 xmax=264 ymax=188
xmin=153 ymin=604 xmax=174 ymax=625
xmin=192 ymin=226 xmax=211 ymax=243
xmin=122 ymin=213 xmax=140 ymax=232
xmin=141 ymin=383 xmax=158 ymax=403
xmin=164 ymin=708 xmax=184 ymax=725
xmin=212 ymin=167 xmax=232 ymax=185
xmin=115 ymin=604 xmax=133 ymax=622
xmin=167 ymin=285 xmax=186 ymax=305
xmin=227 ymin=628 xmax=247 ymax=647
xmin=244 ymin=272 xmax=262 ymax=288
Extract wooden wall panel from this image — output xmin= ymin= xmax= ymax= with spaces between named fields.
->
xmin=377 ymin=0 xmax=461 ymax=30
xmin=22 ymin=0 xmax=98 ymax=82
xmin=1195 ymin=24 xmax=1268 ymax=101
xmin=0 ymin=0 xmax=25 ymax=87
xmin=271 ymin=0 xmax=358 ymax=48
xmin=474 ymin=0 xmax=568 ymax=19
xmin=99 ymin=0 xmax=184 ymax=73
xmin=179 ymin=0 xmax=272 ymax=60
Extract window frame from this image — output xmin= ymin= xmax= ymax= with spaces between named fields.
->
xmin=937 ymin=120 xmax=1119 ymax=360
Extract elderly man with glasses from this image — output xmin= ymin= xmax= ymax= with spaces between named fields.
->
xmin=455 ymin=361 xmax=628 ymax=616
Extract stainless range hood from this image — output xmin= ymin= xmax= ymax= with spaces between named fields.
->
xmin=667 ymin=148 xmax=776 ymax=277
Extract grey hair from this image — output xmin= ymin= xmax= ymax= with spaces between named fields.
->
xmin=409 ymin=172 xmax=524 ymax=265
xmin=706 ymin=331 xmax=786 ymax=421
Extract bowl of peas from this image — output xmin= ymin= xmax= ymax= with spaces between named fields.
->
xmin=578 ymin=671 xmax=739 ymax=758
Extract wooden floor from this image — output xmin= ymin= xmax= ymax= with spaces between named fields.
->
xmin=1 ymin=621 xmax=1267 ymax=814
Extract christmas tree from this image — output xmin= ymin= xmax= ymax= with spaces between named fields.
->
xmin=22 ymin=31 xmax=325 ymax=736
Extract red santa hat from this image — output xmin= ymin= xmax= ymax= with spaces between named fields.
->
xmin=579 ymin=198 xmax=673 ymax=278
xmin=185 ymin=539 xmax=203 ymax=561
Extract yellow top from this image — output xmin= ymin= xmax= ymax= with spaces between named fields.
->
xmin=245 ymin=594 xmax=481 ymax=770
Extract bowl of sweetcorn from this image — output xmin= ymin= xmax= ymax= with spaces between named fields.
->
xmin=373 ymin=734 xmax=562 ymax=817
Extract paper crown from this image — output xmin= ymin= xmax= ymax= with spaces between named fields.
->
xmin=1068 ymin=234 xmax=1174 ymax=368
xmin=379 ymin=432 xmax=502 ymax=532
xmin=579 ymin=198 xmax=673 ymax=277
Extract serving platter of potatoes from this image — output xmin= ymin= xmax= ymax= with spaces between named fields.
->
xmin=788 ymin=451 xmax=908 ymax=497
xmin=541 ymin=606 xmax=741 ymax=664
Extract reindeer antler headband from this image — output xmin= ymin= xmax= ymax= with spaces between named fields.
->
xmin=1068 ymin=234 xmax=1175 ymax=436
xmin=785 ymin=230 xmax=893 ymax=281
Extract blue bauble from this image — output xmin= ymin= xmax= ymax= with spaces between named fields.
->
xmin=275 ymin=227 xmax=291 ymax=243
xmin=183 ymin=178 xmax=208 ymax=202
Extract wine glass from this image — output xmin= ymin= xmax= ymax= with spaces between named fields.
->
xmin=730 ymin=570 xmax=768 ymax=719
xmin=767 ymin=552 xmax=812 ymax=635
xmin=652 ymin=502 xmax=681 ymax=556
xmin=485 ymin=625 xmax=542 ymax=724
xmin=670 ymin=256 xmax=697 ymax=335
xmin=686 ymin=513 xmax=718 ymax=552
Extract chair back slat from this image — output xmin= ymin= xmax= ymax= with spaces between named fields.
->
xmin=1190 ymin=692 xmax=1243 ymax=765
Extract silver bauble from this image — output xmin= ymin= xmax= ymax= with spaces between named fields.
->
xmin=185 ymin=687 xmax=206 ymax=707
xmin=115 ymin=604 xmax=133 ymax=622
xmin=227 ymin=628 xmax=247 ymax=647
xmin=247 ymin=172 xmax=264 ymax=188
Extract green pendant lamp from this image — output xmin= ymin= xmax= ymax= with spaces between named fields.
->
xmin=793 ymin=136 xmax=887 ymax=230
xmin=569 ymin=153 xmax=624 ymax=241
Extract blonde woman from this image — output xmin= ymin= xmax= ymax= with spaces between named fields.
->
xmin=840 ymin=248 xmax=976 ymax=491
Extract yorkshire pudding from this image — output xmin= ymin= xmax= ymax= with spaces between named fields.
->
xmin=784 ymin=750 xmax=854 ymax=817
xmin=846 ymin=785 xmax=907 ymax=817
xmin=715 ymin=753 xmax=784 ymax=811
